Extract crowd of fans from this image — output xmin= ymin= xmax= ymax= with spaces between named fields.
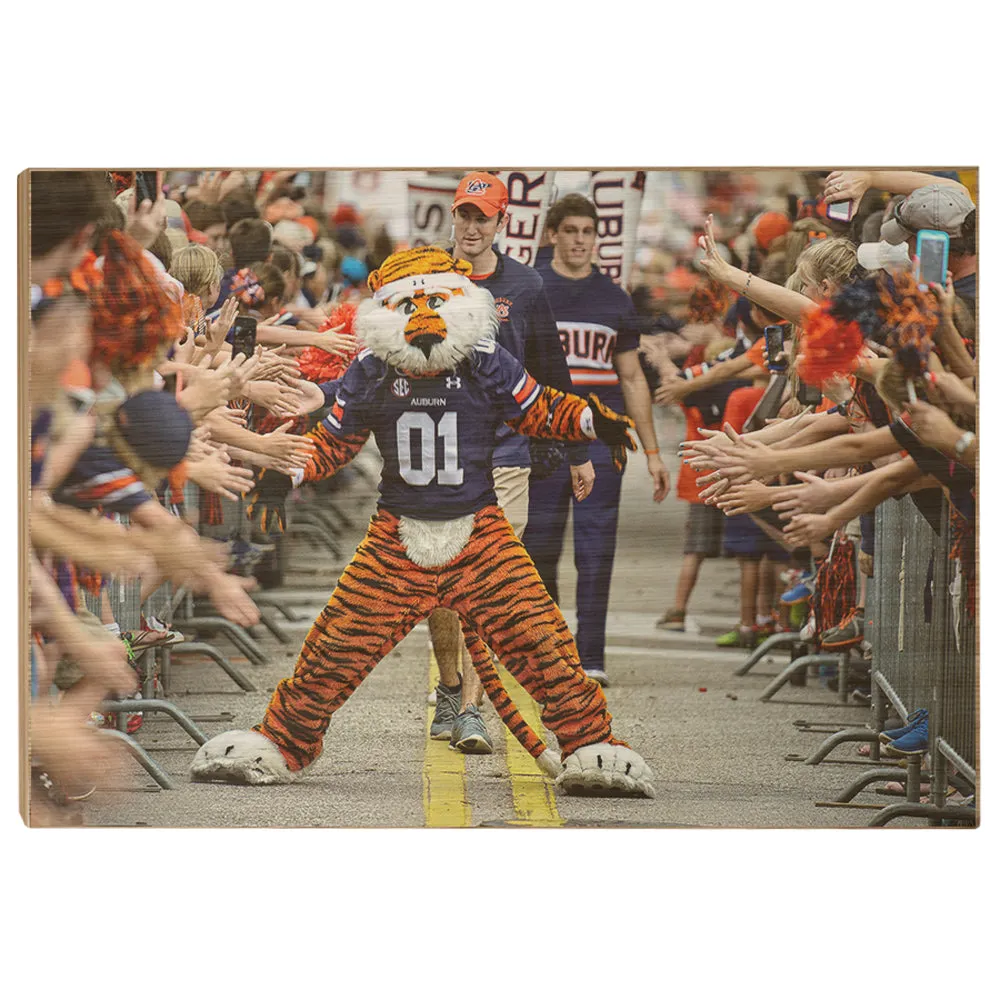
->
xmin=26 ymin=169 xmax=385 ymax=823
xmin=26 ymin=167 xmax=976 ymax=822
xmin=636 ymin=169 xmax=976 ymax=775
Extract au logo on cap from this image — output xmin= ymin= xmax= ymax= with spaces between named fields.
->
xmin=466 ymin=179 xmax=490 ymax=195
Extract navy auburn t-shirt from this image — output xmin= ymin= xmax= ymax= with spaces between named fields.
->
xmin=534 ymin=260 xmax=640 ymax=410
xmin=321 ymin=340 xmax=549 ymax=520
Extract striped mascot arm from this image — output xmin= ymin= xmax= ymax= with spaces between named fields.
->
xmin=247 ymin=422 xmax=370 ymax=533
xmin=508 ymin=384 xmax=637 ymax=472
xmin=507 ymin=384 xmax=591 ymax=441
xmin=298 ymin=421 xmax=370 ymax=484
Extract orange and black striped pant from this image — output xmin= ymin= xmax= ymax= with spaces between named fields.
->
xmin=254 ymin=505 xmax=615 ymax=771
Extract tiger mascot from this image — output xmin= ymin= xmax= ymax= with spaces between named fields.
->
xmin=190 ymin=246 xmax=655 ymax=799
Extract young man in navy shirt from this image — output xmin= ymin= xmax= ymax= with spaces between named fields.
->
xmin=525 ymin=193 xmax=670 ymax=686
xmin=426 ymin=172 xmax=593 ymax=754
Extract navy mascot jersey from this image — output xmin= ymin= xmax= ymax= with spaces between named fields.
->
xmin=534 ymin=260 xmax=641 ymax=410
xmin=325 ymin=343 xmax=542 ymax=520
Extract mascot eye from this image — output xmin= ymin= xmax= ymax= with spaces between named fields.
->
xmin=398 ymin=298 xmax=417 ymax=315
xmin=426 ymin=294 xmax=445 ymax=310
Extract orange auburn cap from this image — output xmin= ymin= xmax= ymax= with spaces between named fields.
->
xmin=451 ymin=172 xmax=508 ymax=218
xmin=753 ymin=211 xmax=791 ymax=250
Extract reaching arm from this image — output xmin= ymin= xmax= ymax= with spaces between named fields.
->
xmin=823 ymin=169 xmax=969 ymax=205
xmin=711 ymin=425 xmax=901 ymax=482
xmin=783 ymin=458 xmax=934 ymax=546
xmin=655 ymin=352 xmax=755 ymax=405
xmin=772 ymin=410 xmax=851 ymax=450
xmin=694 ymin=214 xmax=818 ymax=325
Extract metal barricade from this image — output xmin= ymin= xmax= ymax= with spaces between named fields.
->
xmin=869 ymin=495 xmax=939 ymax=722
xmin=865 ymin=492 xmax=977 ymax=824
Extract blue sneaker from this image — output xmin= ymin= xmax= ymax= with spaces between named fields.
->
xmin=449 ymin=706 xmax=493 ymax=754
xmin=780 ymin=574 xmax=815 ymax=606
xmin=886 ymin=716 xmax=929 ymax=756
xmin=878 ymin=708 xmax=929 ymax=744
xmin=429 ymin=684 xmax=461 ymax=741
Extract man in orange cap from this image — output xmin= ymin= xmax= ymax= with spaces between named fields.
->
xmin=426 ymin=172 xmax=595 ymax=755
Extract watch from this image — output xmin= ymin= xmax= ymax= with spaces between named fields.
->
xmin=953 ymin=431 xmax=975 ymax=457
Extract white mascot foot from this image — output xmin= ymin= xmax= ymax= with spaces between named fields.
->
xmin=189 ymin=730 xmax=302 ymax=786
xmin=555 ymin=743 xmax=655 ymax=799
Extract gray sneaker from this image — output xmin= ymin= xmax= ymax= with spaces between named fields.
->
xmin=430 ymin=684 xmax=461 ymax=741
xmin=449 ymin=706 xmax=493 ymax=754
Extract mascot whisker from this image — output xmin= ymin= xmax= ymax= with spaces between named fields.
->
xmin=190 ymin=247 xmax=655 ymax=800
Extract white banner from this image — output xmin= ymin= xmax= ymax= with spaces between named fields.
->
xmin=406 ymin=175 xmax=457 ymax=247
xmin=588 ymin=170 xmax=646 ymax=287
xmin=496 ymin=170 xmax=553 ymax=267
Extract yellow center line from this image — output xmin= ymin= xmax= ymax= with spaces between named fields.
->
xmin=422 ymin=649 xmax=471 ymax=828
xmin=498 ymin=665 xmax=564 ymax=828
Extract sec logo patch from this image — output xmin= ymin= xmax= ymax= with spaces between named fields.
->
xmin=391 ymin=377 xmax=411 ymax=398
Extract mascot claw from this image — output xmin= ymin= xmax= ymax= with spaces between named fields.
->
xmin=555 ymin=743 xmax=655 ymax=799
xmin=189 ymin=730 xmax=301 ymax=786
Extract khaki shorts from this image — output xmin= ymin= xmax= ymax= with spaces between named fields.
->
xmin=492 ymin=466 xmax=531 ymax=539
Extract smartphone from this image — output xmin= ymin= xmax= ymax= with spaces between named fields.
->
xmin=135 ymin=170 xmax=159 ymax=204
xmin=826 ymin=200 xmax=853 ymax=223
xmin=796 ymin=381 xmax=823 ymax=407
xmin=915 ymin=229 xmax=949 ymax=291
xmin=231 ymin=316 xmax=258 ymax=359
xmin=764 ymin=325 xmax=787 ymax=372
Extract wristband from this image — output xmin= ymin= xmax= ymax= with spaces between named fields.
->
xmin=743 ymin=272 xmax=752 ymax=297
xmin=953 ymin=431 xmax=975 ymax=458
xmin=644 ymin=448 xmax=661 ymax=456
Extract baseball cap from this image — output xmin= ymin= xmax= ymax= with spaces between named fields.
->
xmin=451 ymin=172 xmax=509 ymax=218
xmin=752 ymin=211 xmax=791 ymax=251
xmin=115 ymin=390 xmax=193 ymax=470
xmin=341 ymin=256 xmax=368 ymax=286
xmin=880 ymin=184 xmax=975 ymax=245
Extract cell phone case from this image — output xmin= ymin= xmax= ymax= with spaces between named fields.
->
xmin=915 ymin=230 xmax=949 ymax=289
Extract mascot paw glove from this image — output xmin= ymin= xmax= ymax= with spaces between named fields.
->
xmin=246 ymin=468 xmax=293 ymax=533
xmin=587 ymin=393 xmax=637 ymax=473
xmin=556 ymin=742 xmax=655 ymax=799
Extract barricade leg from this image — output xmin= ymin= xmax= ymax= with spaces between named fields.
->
xmin=169 ymin=641 xmax=257 ymax=691
xmin=803 ymin=727 xmax=880 ymax=765
xmin=100 ymin=698 xmax=208 ymax=745
xmin=759 ymin=653 xmax=842 ymax=702
xmin=251 ymin=593 xmax=312 ymax=623
xmin=96 ymin=729 xmax=174 ymax=790
xmin=733 ymin=631 xmax=798 ymax=676
xmin=868 ymin=803 xmax=976 ymax=827
xmin=174 ymin=617 xmax=267 ymax=665
xmin=826 ymin=767 xmax=907 ymax=803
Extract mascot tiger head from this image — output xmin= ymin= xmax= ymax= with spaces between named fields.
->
xmin=356 ymin=246 xmax=498 ymax=376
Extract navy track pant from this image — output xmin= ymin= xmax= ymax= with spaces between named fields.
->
xmin=522 ymin=439 xmax=623 ymax=674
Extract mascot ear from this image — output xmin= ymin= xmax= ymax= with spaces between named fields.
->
xmin=453 ymin=258 xmax=473 ymax=278
xmin=367 ymin=267 xmax=383 ymax=294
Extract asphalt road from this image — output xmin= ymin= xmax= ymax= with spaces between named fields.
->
xmin=82 ymin=414 xmax=924 ymax=828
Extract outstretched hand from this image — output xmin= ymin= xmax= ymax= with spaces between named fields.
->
xmin=695 ymin=214 xmax=732 ymax=283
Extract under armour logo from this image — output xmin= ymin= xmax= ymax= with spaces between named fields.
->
xmin=445 ymin=375 xmax=462 ymax=390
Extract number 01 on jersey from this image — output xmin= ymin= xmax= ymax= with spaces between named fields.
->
xmin=396 ymin=412 xmax=464 ymax=486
